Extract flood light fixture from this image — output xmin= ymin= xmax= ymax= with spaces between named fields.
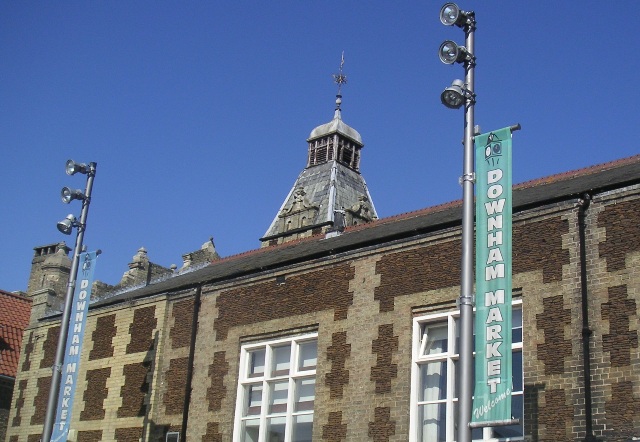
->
xmin=61 ymin=187 xmax=87 ymax=204
xmin=439 ymin=40 xmax=471 ymax=65
xmin=440 ymin=2 xmax=473 ymax=27
xmin=56 ymin=214 xmax=81 ymax=235
xmin=440 ymin=79 xmax=472 ymax=109
xmin=65 ymin=159 xmax=89 ymax=176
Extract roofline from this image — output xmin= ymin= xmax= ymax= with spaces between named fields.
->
xmin=76 ymin=154 xmax=640 ymax=311
xmin=0 ymin=290 xmax=32 ymax=303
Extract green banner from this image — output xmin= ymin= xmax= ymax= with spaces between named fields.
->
xmin=472 ymin=127 xmax=513 ymax=424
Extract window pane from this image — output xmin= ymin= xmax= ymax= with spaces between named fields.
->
xmin=272 ymin=345 xmax=291 ymax=376
xmin=492 ymin=394 xmax=523 ymax=438
xmin=242 ymin=418 xmax=260 ymax=442
xmin=292 ymin=414 xmax=314 ymax=442
xmin=248 ymin=348 xmax=266 ymax=378
xmin=512 ymin=351 xmax=523 ymax=392
xmin=295 ymin=378 xmax=315 ymax=411
xmin=244 ymin=384 xmax=263 ymax=416
xmin=268 ymin=381 xmax=289 ymax=414
xmin=420 ymin=323 xmax=448 ymax=356
xmin=417 ymin=403 xmax=446 ymax=441
xmin=298 ymin=341 xmax=317 ymax=371
xmin=420 ymin=361 xmax=448 ymax=402
xmin=266 ymin=416 xmax=286 ymax=442
xmin=512 ymin=309 xmax=523 ymax=343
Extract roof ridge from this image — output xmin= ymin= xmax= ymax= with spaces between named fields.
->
xmin=514 ymin=154 xmax=640 ymax=190
xmin=0 ymin=289 xmax=32 ymax=303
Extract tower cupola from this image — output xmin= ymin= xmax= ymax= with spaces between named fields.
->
xmin=261 ymin=55 xmax=377 ymax=247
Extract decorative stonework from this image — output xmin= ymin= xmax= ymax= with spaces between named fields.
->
xmin=605 ymin=381 xmax=640 ymax=440
xmin=602 ymin=285 xmax=638 ymax=367
xmin=31 ymin=376 xmax=51 ymax=425
xmin=164 ymin=357 xmax=189 ymax=415
xmin=536 ymin=295 xmax=572 ymax=375
xmin=345 ymin=195 xmax=375 ymax=225
xmin=207 ymin=351 xmax=229 ymax=411
xmin=278 ymin=187 xmax=320 ymax=232
xmin=126 ymin=306 xmax=157 ymax=354
xmin=77 ymin=430 xmax=103 ymax=442
xmin=325 ymin=331 xmax=351 ymax=399
xmin=40 ymin=326 xmax=60 ymax=369
xmin=21 ymin=331 xmax=34 ymax=372
xmin=322 ymin=411 xmax=348 ymax=441
xmin=214 ymin=265 xmax=354 ymax=340
xmin=538 ymin=389 xmax=572 ymax=441
xmin=80 ymin=367 xmax=110 ymax=421
xmin=170 ymin=298 xmax=195 ymax=349
xmin=115 ymin=427 xmax=143 ymax=442
xmin=371 ymin=324 xmax=398 ymax=394
xmin=89 ymin=314 xmax=117 ymax=360
xmin=598 ymin=198 xmax=640 ymax=272
xmin=368 ymin=407 xmax=395 ymax=442
xmin=375 ymin=240 xmax=461 ymax=312
xmin=202 ymin=422 xmax=223 ymax=442
xmin=11 ymin=380 xmax=27 ymax=427
xmin=512 ymin=217 xmax=570 ymax=283
xmin=117 ymin=361 xmax=151 ymax=418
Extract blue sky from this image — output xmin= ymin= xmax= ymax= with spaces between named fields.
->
xmin=2 ymin=1 xmax=639 ymax=293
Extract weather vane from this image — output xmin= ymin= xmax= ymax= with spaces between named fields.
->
xmin=333 ymin=51 xmax=347 ymax=96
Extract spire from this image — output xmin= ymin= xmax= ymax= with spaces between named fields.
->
xmin=332 ymin=51 xmax=347 ymax=117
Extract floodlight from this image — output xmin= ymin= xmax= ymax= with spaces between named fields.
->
xmin=61 ymin=187 xmax=86 ymax=204
xmin=440 ymin=79 xmax=468 ymax=109
xmin=440 ymin=2 xmax=472 ymax=27
xmin=65 ymin=159 xmax=89 ymax=176
xmin=57 ymin=214 xmax=78 ymax=235
xmin=439 ymin=40 xmax=471 ymax=64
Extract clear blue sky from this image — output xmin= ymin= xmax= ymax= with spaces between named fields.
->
xmin=2 ymin=1 xmax=639 ymax=293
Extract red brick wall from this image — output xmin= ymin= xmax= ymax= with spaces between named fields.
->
xmin=214 ymin=265 xmax=354 ymax=340
xmin=89 ymin=314 xmax=117 ymax=360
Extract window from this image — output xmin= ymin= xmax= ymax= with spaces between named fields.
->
xmin=410 ymin=301 xmax=523 ymax=441
xmin=234 ymin=334 xmax=317 ymax=442
xmin=166 ymin=432 xmax=180 ymax=442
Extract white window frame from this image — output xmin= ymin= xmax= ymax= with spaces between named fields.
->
xmin=409 ymin=300 xmax=523 ymax=442
xmin=233 ymin=333 xmax=318 ymax=442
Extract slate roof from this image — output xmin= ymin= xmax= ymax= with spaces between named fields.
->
xmin=0 ymin=290 xmax=31 ymax=378
xmin=82 ymin=154 xmax=640 ymax=311
xmin=262 ymin=160 xmax=377 ymax=239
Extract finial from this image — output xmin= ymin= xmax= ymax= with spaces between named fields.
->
xmin=332 ymin=51 xmax=347 ymax=111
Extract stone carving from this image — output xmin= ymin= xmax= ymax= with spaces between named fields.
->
xmin=279 ymin=187 xmax=319 ymax=231
xmin=345 ymin=195 xmax=376 ymax=225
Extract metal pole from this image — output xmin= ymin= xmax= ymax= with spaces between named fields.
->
xmin=42 ymin=163 xmax=96 ymax=442
xmin=457 ymin=15 xmax=475 ymax=442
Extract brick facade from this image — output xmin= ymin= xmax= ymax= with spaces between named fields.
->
xmin=6 ymin=162 xmax=640 ymax=441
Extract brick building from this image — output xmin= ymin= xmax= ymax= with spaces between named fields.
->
xmin=6 ymin=98 xmax=640 ymax=441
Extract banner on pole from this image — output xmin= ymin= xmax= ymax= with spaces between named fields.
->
xmin=472 ymin=127 xmax=513 ymax=424
xmin=51 ymin=251 xmax=99 ymax=442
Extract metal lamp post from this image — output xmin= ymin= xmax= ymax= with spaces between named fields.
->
xmin=42 ymin=160 xmax=97 ymax=442
xmin=439 ymin=3 xmax=476 ymax=442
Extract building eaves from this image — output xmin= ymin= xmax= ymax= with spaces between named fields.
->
xmin=84 ymin=154 xmax=640 ymax=311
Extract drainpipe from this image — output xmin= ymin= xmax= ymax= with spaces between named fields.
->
xmin=181 ymin=285 xmax=202 ymax=441
xmin=577 ymin=193 xmax=600 ymax=442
